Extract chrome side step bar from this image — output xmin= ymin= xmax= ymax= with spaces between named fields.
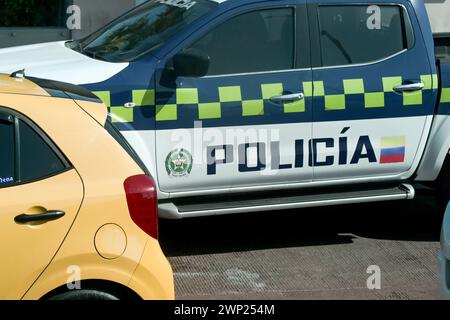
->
xmin=159 ymin=184 xmax=415 ymax=219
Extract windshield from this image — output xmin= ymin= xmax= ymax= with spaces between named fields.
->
xmin=72 ymin=0 xmax=217 ymax=62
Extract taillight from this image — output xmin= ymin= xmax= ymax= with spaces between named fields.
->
xmin=124 ymin=175 xmax=158 ymax=240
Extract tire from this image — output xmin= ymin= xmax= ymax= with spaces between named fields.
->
xmin=437 ymin=155 xmax=450 ymax=213
xmin=48 ymin=290 xmax=120 ymax=301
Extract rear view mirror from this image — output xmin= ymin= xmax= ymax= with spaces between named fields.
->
xmin=172 ymin=48 xmax=210 ymax=78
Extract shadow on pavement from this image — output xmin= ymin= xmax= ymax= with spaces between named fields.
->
xmin=160 ymin=195 xmax=442 ymax=257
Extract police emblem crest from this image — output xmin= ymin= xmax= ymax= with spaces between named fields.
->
xmin=165 ymin=149 xmax=193 ymax=177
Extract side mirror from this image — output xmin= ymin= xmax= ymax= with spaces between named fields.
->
xmin=172 ymin=48 xmax=210 ymax=78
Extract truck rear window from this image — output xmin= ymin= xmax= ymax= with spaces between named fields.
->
xmin=318 ymin=5 xmax=414 ymax=67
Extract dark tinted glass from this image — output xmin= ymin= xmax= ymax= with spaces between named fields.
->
xmin=190 ymin=8 xmax=295 ymax=75
xmin=19 ymin=120 xmax=65 ymax=182
xmin=0 ymin=120 xmax=15 ymax=187
xmin=77 ymin=0 xmax=217 ymax=62
xmin=319 ymin=5 xmax=409 ymax=67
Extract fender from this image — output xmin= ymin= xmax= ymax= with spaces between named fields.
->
xmin=416 ymin=61 xmax=450 ymax=181
xmin=416 ymin=114 xmax=450 ymax=181
xmin=22 ymin=253 xmax=137 ymax=300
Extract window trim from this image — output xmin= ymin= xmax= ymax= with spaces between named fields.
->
xmin=167 ymin=4 xmax=309 ymax=79
xmin=314 ymin=3 xmax=415 ymax=70
xmin=312 ymin=48 xmax=408 ymax=71
xmin=202 ymin=65 xmax=311 ymax=79
xmin=0 ymin=107 xmax=72 ymax=189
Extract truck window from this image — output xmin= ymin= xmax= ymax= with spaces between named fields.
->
xmin=188 ymin=8 xmax=295 ymax=76
xmin=0 ymin=116 xmax=15 ymax=187
xmin=73 ymin=0 xmax=217 ymax=62
xmin=318 ymin=5 xmax=413 ymax=67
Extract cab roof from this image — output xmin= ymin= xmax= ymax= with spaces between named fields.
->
xmin=0 ymin=73 xmax=102 ymax=104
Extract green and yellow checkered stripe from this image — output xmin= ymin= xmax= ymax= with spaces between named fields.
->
xmin=93 ymin=90 xmax=155 ymax=123
xmin=155 ymin=83 xmax=307 ymax=122
xmin=317 ymin=74 xmax=438 ymax=111
xmin=93 ymin=74 xmax=439 ymax=123
xmin=442 ymin=87 xmax=450 ymax=104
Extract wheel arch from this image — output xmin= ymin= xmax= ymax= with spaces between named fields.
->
xmin=40 ymin=279 xmax=142 ymax=300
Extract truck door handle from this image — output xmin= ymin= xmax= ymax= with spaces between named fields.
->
xmin=393 ymin=82 xmax=425 ymax=93
xmin=15 ymin=210 xmax=66 ymax=224
xmin=270 ymin=93 xmax=305 ymax=104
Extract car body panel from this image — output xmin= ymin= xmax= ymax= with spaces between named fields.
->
xmin=311 ymin=0 xmax=436 ymax=181
xmin=416 ymin=61 xmax=450 ymax=181
xmin=0 ymin=74 xmax=49 ymax=96
xmin=75 ymin=99 xmax=109 ymax=126
xmin=0 ymin=170 xmax=83 ymax=299
xmin=0 ymin=80 xmax=174 ymax=300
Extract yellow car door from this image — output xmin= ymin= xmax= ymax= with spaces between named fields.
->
xmin=0 ymin=109 xmax=83 ymax=300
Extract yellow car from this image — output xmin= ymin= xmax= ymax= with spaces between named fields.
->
xmin=0 ymin=73 xmax=174 ymax=300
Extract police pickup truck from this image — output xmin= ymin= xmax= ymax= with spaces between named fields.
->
xmin=0 ymin=0 xmax=449 ymax=219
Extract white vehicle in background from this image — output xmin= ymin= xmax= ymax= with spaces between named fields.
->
xmin=439 ymin=202 xmax=450 ymax=299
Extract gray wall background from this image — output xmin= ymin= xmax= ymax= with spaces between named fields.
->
xmin=0 ymin=0 xmax=144 ymax=48
xmin=425 ymin=0 xmax=450 ymax=35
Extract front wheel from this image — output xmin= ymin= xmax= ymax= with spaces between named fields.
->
xmin=48 ymin=290 xmax=120 ymax=301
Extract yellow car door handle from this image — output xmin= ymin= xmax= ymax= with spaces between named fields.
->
xmin=14 ymin=210 xmax=65 ymax=224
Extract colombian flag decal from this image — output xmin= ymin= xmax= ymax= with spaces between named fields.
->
xmin=380 ymin=136 xmax=406 ymax=164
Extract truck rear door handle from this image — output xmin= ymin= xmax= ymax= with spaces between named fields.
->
xmin=270 ymin=93 xmax=305 ymax=105
xmin=393 ymin=82 xmax=425 ymax=93
xmin=15 ymin=210 xmax=66 ymax=224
